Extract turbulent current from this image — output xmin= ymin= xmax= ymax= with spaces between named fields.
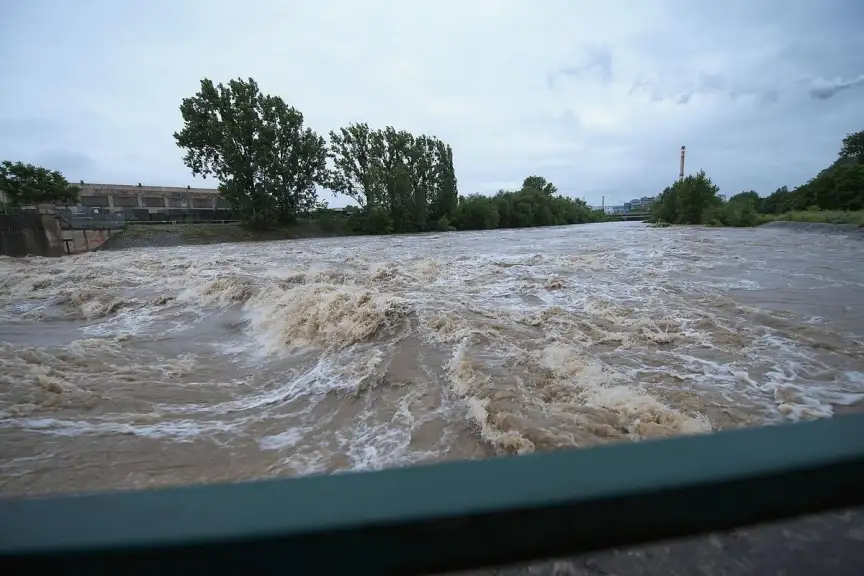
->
xmin=1 ymin=222 xmax=863 ymax=497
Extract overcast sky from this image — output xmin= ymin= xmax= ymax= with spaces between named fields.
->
xmin=2 ymin=0 xmax=862 ymax=207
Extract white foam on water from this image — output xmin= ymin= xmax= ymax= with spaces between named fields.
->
xmin=5 ymin=417 xmax=237 ymax=441
xmin=1 ymin=223 xmax=863 ymax=494
xmin=259 ymin=427 xmax=306 ymax=451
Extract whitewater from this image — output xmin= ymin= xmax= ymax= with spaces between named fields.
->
xmin=1 ymin=221 xmax=863 ymax=496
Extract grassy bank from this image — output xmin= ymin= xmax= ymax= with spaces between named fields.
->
xmin=761 ymin=210 xmax=864 ymax=226
xmin=101 ymin=215 xmax=354 ymax=250
xmin=653 ymin=209 xmax=864 ymax=229
xmin=699 ymin=208 xmax=864 ymax=228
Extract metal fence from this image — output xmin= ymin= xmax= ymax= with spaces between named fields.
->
xmin=57 ymin=210 xmax=126 ymax=230
xmin=118 ymin=208 xmax=236 ymax=223
xmin=2 ymin=204 xmax=235 ymax=227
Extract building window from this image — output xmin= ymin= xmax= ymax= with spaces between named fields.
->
xmin=192 ymin=198 xmax=212 ymax=209
xmin=167 ymin=198 xmax=185 ymax=208
xmin=142 ymin=197 xmax=165 ymax=208
xmin=112 ymin=196 xmax=139 ymax=207
xmin=81 ymin=195 xmax=110 ymax=207
xmin=215 ymin=198 xmax=231 ymax=209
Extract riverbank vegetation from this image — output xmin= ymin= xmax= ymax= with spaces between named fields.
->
xmin=8 ymin=75 xmax=858 ymax=235
xmin=100 ymin=214 xmax=354 ymax=250
xmin=651 ymin=129 xmax=864 ymax=227
xmin=0 ymin=161 xmax=80 ymax=209
xmin=172 ymin=77 xmax=606 ymax=234
xmin=449 ymin=177 xmax=605 ymax=231
xmin=761 ymin=209 xmax=864 ymax=226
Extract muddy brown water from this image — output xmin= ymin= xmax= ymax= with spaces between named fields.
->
xmin=1 ymin=222 xmax=863 ymax=497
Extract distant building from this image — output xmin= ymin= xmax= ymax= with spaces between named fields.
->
xmin=61 ymin=183 xmax=233 ymax=222
xmin=718 ymin=194 xmax=728 ymax=202
xmin=74 ymin=183 xmax=225 ymax=211
xmin=628 ymin=196 xmax=655 ymax=211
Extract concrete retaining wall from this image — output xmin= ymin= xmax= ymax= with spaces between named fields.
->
xmin=60 ymin=228 xmax=115 ymax=255
xmin=1 ymin=205 xmax=114 ymax=257
xmin=0 ymin=207 xmax=63 ymax=257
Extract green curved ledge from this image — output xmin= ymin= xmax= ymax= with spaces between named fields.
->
xmin=2 ymin=415 xmax=863 ymax=574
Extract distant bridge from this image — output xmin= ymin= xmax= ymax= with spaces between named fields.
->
xmin=606 ymin=210 xmax=651 ymax=221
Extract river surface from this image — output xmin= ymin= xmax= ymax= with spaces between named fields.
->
xmin=1 ymin=222 xmax=863 ymax=497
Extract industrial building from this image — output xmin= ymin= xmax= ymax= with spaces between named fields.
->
xmin=70 ymin=183 xmax=233 ymax=221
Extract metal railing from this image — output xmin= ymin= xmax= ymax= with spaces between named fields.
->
xmin=57 ymin=212 xmax=126 ymax=230
xmin=1 ymin=416 xmax=863 ymax=574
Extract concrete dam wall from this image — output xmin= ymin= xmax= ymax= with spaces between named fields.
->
xmin=0 ymin=206 xmax=117 ymax=257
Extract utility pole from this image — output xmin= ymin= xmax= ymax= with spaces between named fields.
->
xmin=601 ymin=196 xmax=604 ymax=212
xmin=679 ymin=145 xmax=686 ymax=182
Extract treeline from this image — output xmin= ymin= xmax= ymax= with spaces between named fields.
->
xmin=0 ymin=161 xmax=80 ymax=207
xmin=172 ymin=78 xmax=457 ymax=231
xmin=327 ymin=124 xmax=457 ymax=234
xmin=173 ymin=77 xmax=604 ymax=233
xmin=651 ymin=129 xmax=864 ymax=227
xmin=452 ymin=176 xmax=604 ymax=231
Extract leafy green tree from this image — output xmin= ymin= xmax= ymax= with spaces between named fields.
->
xmin=729 ymin=190 xmax=759 ymax=206
xmin=839 ymin=129 xmax=864 ymax=163
xmin=450 ymin=177 xmax=597 ymax=231
xmin=522 ymin=175 xmax=558 ymax=196
xmin=327 ymin=124 xmax=458 ymax=233
xmin=651 ymin=170 xmax=721 ymax=224
xmin=652 ymin=183 xmax=679 ymax=224
xmin=174 ymin=77 xmax=327 ymax=225
xmin=371 ymin=127 xmax=412 ymax=231
xmin=760 ymin=186 xmax=789 ymax=214
xmin=0 ymin=161 xmax=80 ymax=206
xmin=453 ymin=194 xmax=498 ymax=230
xmin=797 ymin=163 xmax=864 ymax=211
xmin=706 ymin=201 xmax=761 ymax=227
xmin=493 ymin=193 xmax=513 ymax=228
xmin=699 ymin=128 xmax=864 ymax=224
xmin=428 ymin=139 xmax=459 ymax=222
xmin=405 ymin=136 xmax=433 ymax=230
xmin=328 ymin=122 xmax=381 ymax=210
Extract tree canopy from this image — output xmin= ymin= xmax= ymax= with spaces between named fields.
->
xmin=169 ymin=77 xmax=613 ymax=233
xmin=173 ymin=77 xmax=328 ymax=225
xmin=758 ymin=129 xmax=864 ymax=214
xmin=450 ymin=181 xmax=603 ymax=231
xmin=521 ymin=176 xmax=558 ymax=196
xmin=650 ymin=170 xmax=721 ymax=225
xmin=728 ymin=190 xmax=760 ymax=206
xmin=840 ymin=129 xmax=864 ymax=162
xmin=651 ymin=128 xmax=864 ymax=227
xmin=0 ymin=161 xmax=80 ymax=206
xmin=327 ymin=123 xmax=458 ymax=234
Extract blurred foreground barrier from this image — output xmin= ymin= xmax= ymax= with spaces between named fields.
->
xmin=2 ymin=416 xmax=864 ymax=574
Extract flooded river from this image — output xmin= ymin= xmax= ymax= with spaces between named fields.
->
xmin=1 ymin=222 xmax=863 ymax=497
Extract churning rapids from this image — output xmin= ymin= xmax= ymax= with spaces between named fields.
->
xmin=1 ymin=222 xmax=863 ymax=496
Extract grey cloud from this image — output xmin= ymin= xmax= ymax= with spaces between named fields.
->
xmin=0 ymin=118 xmax=64 ymax=141
xmin=1 ymin=0 xmax=863 ymax=206
xmin=695 ymin=72 xmax=727 ymax=93
xmin=548 ymin=46 xmax=613 ymax=89
xmin=808 ymin=74 xmax=864 ymax=99
xmin=36 ymin=149 xmax=96 ymax=174
xmin=754 ymin=90 xmax=779 ymax=106
xmin=634 ymin=73 xmax=782 ymax=108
